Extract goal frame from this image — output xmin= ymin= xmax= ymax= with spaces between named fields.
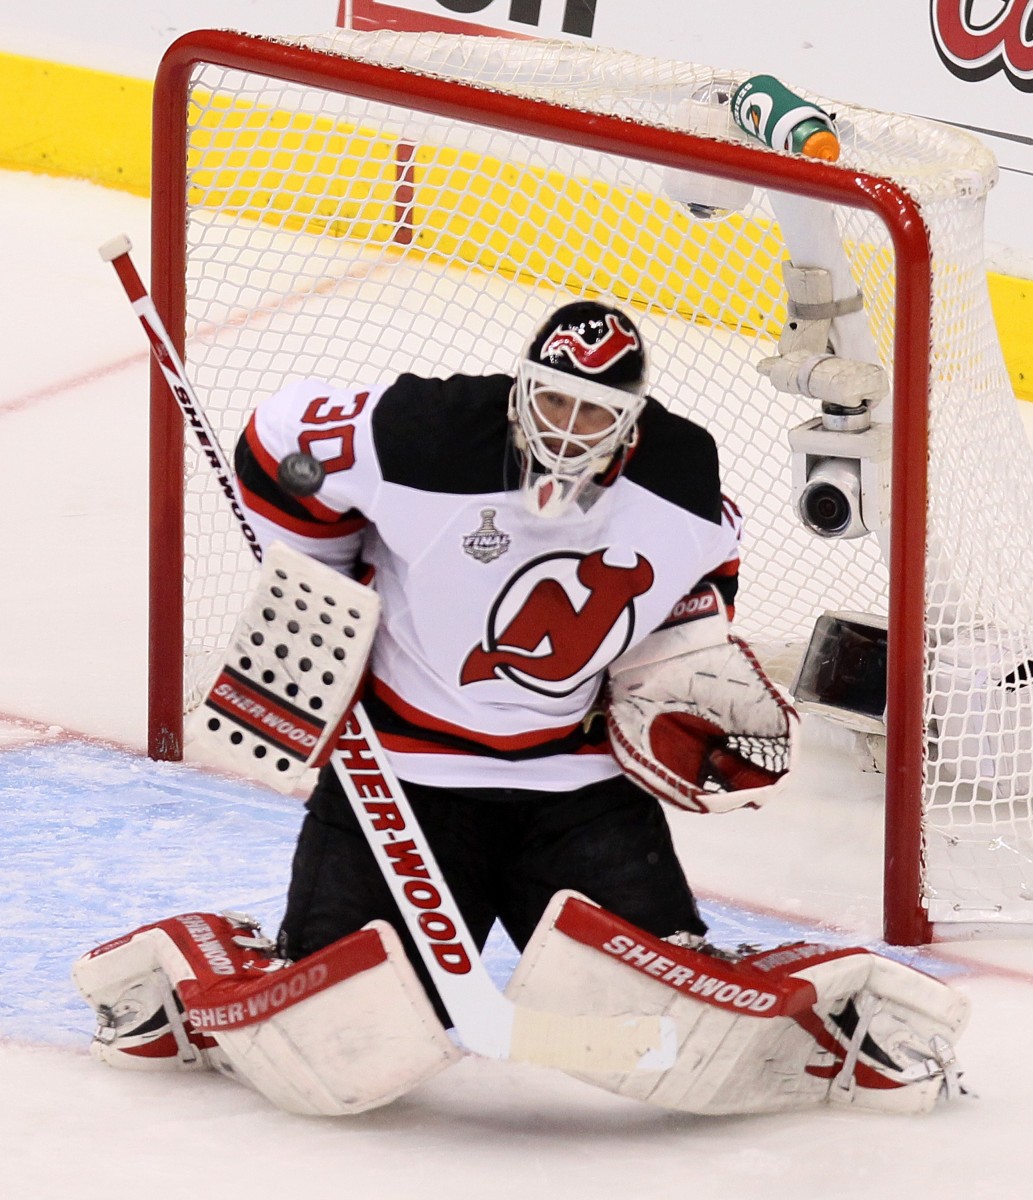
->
xmin=148 ymin=28 xmax=933 ymax=945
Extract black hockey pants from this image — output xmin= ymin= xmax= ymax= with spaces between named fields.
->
xmin=278 ymin=767 xmax=707 ymax=1027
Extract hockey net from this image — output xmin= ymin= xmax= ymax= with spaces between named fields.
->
xmin=148 ymin=28 xmax=1033 ymax=942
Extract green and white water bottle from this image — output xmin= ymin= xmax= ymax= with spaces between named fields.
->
xmin=731 ymin=74 xmax=840 ymax=161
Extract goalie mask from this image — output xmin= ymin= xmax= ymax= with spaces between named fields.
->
xmin=509 ymin=302 xmax=649 ymax=518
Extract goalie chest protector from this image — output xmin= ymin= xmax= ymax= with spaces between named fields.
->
xmin=245 ymin=374 xmax=741 ymax=789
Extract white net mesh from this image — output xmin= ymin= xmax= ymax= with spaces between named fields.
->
xmin=164 ymin=29 xmax=1033 ymax=929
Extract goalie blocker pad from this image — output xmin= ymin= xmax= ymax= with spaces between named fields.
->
xmin=186 ymin=541 xmax=380 ymax=793
xmin=506 ymin=892 xmax=970 ymax=1115
xmin=72 ymin=911 xmax=459 ymax=1116
xmin=607 ymin=584 xmax=798 ymax=812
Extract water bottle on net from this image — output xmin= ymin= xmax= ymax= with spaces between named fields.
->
xmin=731 ymin=74 xmax=840 ymax=161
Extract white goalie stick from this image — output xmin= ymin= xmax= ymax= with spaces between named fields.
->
xmin=100 ymin=234 xmax=677 ymax=1075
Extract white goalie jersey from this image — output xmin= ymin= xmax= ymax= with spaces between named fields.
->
xmin=235 ymin=372 xmax=741 ymax=792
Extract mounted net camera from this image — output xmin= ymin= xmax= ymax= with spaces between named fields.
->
xmin=788 ymin=404 xmax=891 ymax=539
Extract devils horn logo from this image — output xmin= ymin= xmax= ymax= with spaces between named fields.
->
xmin=460 ymin=549 xmax=654 ymax=697
xmin=541 ymin=314 xmax=640 ymax=375
xmin=931 ymin=0 xmax=1033 ymax=89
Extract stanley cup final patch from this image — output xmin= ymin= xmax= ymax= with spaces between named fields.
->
xmin=462 ymin=509 xmax=511 ymax=564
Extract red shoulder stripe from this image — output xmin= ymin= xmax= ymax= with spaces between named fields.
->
xmin=244 ymin=414 xmax=352 ymax=525
xmin=237 ymin=477 xmax=366 ymax=540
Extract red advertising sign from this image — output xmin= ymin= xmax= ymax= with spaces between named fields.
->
xmin=931 ymin=0 xmax=1033 ymax=90
xmin=343 ymin=0 xmax=598 ymax=38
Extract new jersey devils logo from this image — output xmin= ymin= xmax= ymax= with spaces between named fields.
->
xmin=460 ymin=549 xmax=654 ymax=697
xmin=540 ymin=314 xmax=640 ymax=375
xmin=931 ymin=1 xmax=1033 ymax=88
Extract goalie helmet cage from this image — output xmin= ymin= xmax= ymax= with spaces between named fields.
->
xmin=148 ymin=28 xmax=1033 ymax=946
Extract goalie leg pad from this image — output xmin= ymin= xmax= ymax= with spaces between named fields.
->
xmin=781 ymin=948 xmax=970 ymax=1113
xmin=72 ymin=919 xmax=233 ymax=1072
xmin=506 ymin=892 xmax=969 ymax=1115
xmin=74 ymin=912 xmax=461 ymax=1115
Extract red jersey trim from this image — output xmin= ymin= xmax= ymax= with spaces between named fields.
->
xmin=378 ymin=730 xmax=610 ymax=758
xmin=708 ymin=558 xmax=740 ymax=577
xmin=370 ymin=675 xmax=608 ymax=755
xmin=244 ymin=414 xmax=355 ymax=526
xmin=237 ymin=477 xmax=366 ymax=540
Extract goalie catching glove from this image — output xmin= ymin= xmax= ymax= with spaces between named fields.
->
xmin=186 ymin=541 xmax=380 ymax=793
xmin=606 ymin=583 xmax=797 ymax=812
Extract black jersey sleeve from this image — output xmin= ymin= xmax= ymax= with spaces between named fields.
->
xmin=371 ymin=373 xmax=518 ymax=494
xmin=621 ymin=397 xmax=724 ymax=525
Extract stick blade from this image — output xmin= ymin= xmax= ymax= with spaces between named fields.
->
xmin=510 ymin=1007 xmax=677 ymax=1073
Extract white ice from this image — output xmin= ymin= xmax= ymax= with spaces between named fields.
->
xmin=2 ymin=168 xmax=1033 ymax=1200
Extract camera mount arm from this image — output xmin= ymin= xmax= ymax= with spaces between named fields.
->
xmin=757 ymin=263 xmax=888 ymax=412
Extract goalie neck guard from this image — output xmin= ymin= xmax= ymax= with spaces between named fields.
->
xmin=509 ymin=302 xmax=648 ymax=518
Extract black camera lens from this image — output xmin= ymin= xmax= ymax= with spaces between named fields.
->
xmin=796 ymin=457 xmax=866 ymax=539
xmin=801 ymin=481 xmax=851 ymax=535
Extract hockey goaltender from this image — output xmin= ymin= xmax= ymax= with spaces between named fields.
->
xmin=73 ymin=302 xmax=969 ymax=1117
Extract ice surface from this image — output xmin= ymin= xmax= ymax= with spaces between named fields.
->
xmin=3 ymin=170 xmax=1033 ymax=1200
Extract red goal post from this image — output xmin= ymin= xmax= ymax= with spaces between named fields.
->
xmin=147 ymin=28 xmax=1028 ymax=946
